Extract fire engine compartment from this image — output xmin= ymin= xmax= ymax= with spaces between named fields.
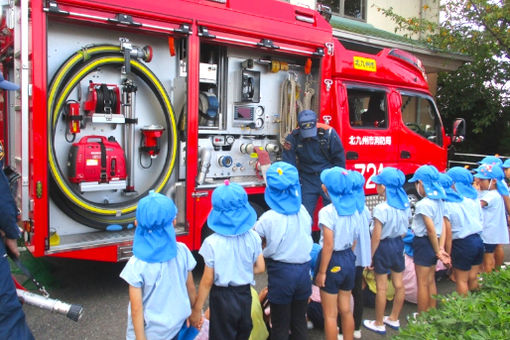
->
xmin=2 ymin=0 xmax=452 ymax=260
xmin=45 ymin=16 xmax=321 ymax=250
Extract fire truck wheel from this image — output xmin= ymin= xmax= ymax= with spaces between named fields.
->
xmin=199 ymin=200 xmax=265 ymax=243
xmin=249 ymin=201 xmax=266 ymax=219
xmin=47 ymin=45 xmax=177 ymax=229
xmin=200 ymin=224 xmax=214 ymax=244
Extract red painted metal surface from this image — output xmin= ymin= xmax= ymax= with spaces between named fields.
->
xmin=332 ymin=41 xmax=429 ymax=90
xmin=30 ymin=0 xmax=49 ymax=258
xmin=0 ymin=0 xmax=450 ymax=262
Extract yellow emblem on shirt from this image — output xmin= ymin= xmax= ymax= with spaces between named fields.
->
xmin=330 ymin=266 xmax=341 ymax=273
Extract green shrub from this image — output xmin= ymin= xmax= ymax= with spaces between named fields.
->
xmin=394 ymin=267 xmax=510 ymax=340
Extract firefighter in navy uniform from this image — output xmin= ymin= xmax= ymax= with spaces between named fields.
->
xmin=282 ymin=110 xmax=346 ymax=241
xmin=0 ymin=73 xmax=34 ymax=340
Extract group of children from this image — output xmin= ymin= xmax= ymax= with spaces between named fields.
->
xmin=118 ymin=156 xmax=510 ymax=340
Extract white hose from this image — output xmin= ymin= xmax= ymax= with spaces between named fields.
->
xmin=279 ymin=73 xmax=299 ymax=144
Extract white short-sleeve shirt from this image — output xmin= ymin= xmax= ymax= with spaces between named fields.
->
xmin=479 ymin=190 xmax=509 ymax=244
xmin=373 ymin=201 xmax=410 ymax=240
xmin=318 ymin=204 xmax=360 ymax=251
xmin=254 ymin=205 xmax=313 ymax=263
xmin=199 ymin=229 xmax=262 ymax=287
xmin=412 ymin=197 xmax=444 ymax=237
xmin=443 ymin=198 xmax=483 ymax=240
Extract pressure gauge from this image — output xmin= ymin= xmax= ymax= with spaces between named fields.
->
xmin=255 ymin=118 xmax=264 ymax=129
xmin=255 ymin=105 xmax=264 ymax=116
xmin=225 ymin=135 xmax=235 ymax=145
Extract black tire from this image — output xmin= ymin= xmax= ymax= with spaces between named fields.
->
xmin=249 ymin=200 xmax=267 ymax=218
xmin=199 ymin=198 xmax=266 ymax=244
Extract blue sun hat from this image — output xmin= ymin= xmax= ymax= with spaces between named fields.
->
xmin=320 ymin=167 xmax=356 ymax=216
xmin=446 ymin=167 xmax=478 ymax=199
xmin=408 ymin=165 xmax=446 ymax=200
xmin=372 ymin=167 xmax=410 ymax=209
xmin=265 ymin=162 xmax=301 ymax=215
xmin=502 ymin=159 xmax=510 ymax=169
xmin=207 ymin=180 xmax=257 ymax=236
xmin=438 ymin=173 xmax=463 ymax=202
xmin=473 ymin=163 xmax=509 ymax=196
xmin=349 ymin=170 xmax=366 ymax=213
xmin=133 ymin=191 xmax=178 ymax=263
xmin=478 ymin=155 xmax=503 ymax=167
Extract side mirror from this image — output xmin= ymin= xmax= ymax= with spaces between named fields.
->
xmin=452 ymin=118 xmax=465 ymax=143
xmin=317 ymin=4 xmax=332 ymax=22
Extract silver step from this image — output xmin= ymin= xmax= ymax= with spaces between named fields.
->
xmin=46 ymin=226 xmax=187 ymax=257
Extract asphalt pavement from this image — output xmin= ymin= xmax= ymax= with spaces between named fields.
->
xmin=20 ymin=245 xmax=510 ymax=340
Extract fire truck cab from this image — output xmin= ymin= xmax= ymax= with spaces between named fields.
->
xmin=328 ymin=41 xmax=463 ymax=200
xmin=0 ymin=0 xmax=462 ymax=261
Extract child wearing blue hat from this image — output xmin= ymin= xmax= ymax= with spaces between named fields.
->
xmin=502 ymin=159 xmax=510 ymax=178
xmin=190 ymin=181 xmax=264 ymax=340
xmin=478 ymin=155 xmax=503 ymax=167
xmin=253 ymin=162 xmax=313 ymax=340
xmin=362 ymin=167 xmax=410 ymax=335
xmin=442 ymin=169 xmax=484 ymax=296
xmin=119 ymin=191 xmax=197 ymax=340
xmin=473 ymin=163 xmax=510 ymax=273
xmin=315 ymin=167 xmax=359 ymax=340
xmin=408 ymin=165 xmax=450 ymax=314
xmin=489 ymin=158 xmax=510 ymax=270
xmin=338 ymin=170 xmax=371 ymax=339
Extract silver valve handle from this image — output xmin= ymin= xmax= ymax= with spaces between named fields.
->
xmin=120 ymin=38 xmax=153 ymax=74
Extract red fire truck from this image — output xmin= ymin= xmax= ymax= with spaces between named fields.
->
xmin=0 ymin=0 xmax=464 ymax=261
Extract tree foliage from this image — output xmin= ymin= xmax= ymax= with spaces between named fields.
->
xmin=376 ymin=0 xmax=510 ymax=154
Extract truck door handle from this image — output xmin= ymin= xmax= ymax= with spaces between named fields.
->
xmin=401 ymin=151 xmax=411 ymax=159
xmin=191 ymin=191 xmax=209 ymax=198
xmin=346 ymin=151 xmax=358 ymax=160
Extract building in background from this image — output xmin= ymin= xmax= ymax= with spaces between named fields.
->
xmin=288 ymin=0 xmax=470 ymax=94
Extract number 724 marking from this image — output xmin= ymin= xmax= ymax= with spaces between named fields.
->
xmin=353 ymin=163 xmax=384 ymax=190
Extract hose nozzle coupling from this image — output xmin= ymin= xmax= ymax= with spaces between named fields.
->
xmin=240 ymin=143 xmax=254 ymax=154
xmin=265 ymin=143 xmax=279 ymax=153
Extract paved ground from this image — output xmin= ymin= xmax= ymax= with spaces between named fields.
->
xmin=19 ymin=245 xmax=510 ymax=340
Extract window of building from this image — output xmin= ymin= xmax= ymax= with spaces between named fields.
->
xmin=318 ymin=0 xmax=366 ymax=21
xmin=401 ymin=92 xmax=442 ymax=145
xmin=347 ymin=87 xmax=388 ymax=129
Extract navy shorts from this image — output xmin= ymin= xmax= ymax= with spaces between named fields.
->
xmin=209 ymin=284 xmax=252 ymax=340
xmin=373 ymin=237 xmax=405 ymax=274
xmin=314 ymin=249 xmax=356 ymax=294
xmin=483 ymin=243 xmax=497 ymax=253
xmin=266 ymin=259 xmax=311 ymax=304
xmin=452 ymin=234 xmax=484 ymax=271
xmin=413 ymin=236 xmax=437 ymax=267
